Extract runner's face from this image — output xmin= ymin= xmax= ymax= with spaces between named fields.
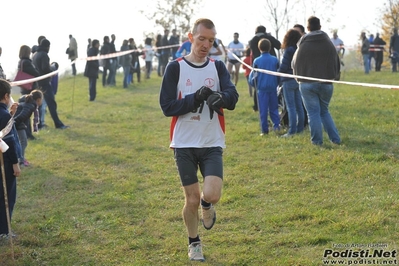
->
xmin=190 ymin=24 xmax=216 ymax=59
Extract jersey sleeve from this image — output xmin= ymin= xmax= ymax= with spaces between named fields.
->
xmin=159 ymin=61 xmax=200 ymax=117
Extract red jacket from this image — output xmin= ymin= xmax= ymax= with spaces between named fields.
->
xmin=242 ymin=56 xmax=252 ymax=77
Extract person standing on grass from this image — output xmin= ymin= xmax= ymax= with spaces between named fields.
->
xmin=242 ymin=47 xmax=254 ymax=97
xmin=292 ymin=16 xmax=341 ymax=146
xmin=84 ymin=39 xmax=100 ymax=101
xmin=360 ymin=32 xmax=370 ymax=74
xmin=14 ymin=90 xmax=43 ymax=167
xmin=389 ymin=28 xmax=399 ymax=72
xmin=278 ymin=29 xmax=304 ymax=137
xmin=0 ymin=79 xmax=21 ymax=238
xmin=373 ymin=33 xmax=386 ymax=72
xmin=249 ymin=38 xmax=280 ymax=135
xmin=67 ymin=34 xmax=78 ymax=76
xmin=249 ymin=25 xmax=281 ymax=112
xmin=33 ymin=38 xmax=69 ymax=129
xmin=159 ymin=18 xmax=239 ymax=262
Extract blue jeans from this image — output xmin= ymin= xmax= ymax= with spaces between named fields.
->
xmin=88 ymin=77 xmax=96 ymax=101
xmin=282 ymin=79 xmax=304 ymax=135
xmin=40 ymin=83 xmax=64 ymax=128
xmin=107 ymin=59 xmax=117 ymax=86
xmin=362 ymin=54 xmax=370 ymax=74
xmin=122 ymin=66 xmax=130 ymax=88
xmin=299 ymin=82 xmax=340 ymax=145
xmin=258 ymin=90 xmax=280 ymax=134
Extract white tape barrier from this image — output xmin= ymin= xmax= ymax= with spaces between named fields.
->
xmin=234 ymin=53 xmax=399 ymax=91
xmin=9 ymin=42 xmax=397 ymax=91
xmin=9 ymin=43 xmax=181 ymax=88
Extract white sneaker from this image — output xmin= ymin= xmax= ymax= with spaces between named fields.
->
xmin=188 ymin=241 xmax=205 ymax=261
xmin=201 ymin=204 xmax=216 ymax=230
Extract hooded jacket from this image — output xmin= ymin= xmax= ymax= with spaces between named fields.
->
xmin=32 ymin=45 xmax=52 ymax=86
xmin=292 ymin=30 xmax=340 ymax=83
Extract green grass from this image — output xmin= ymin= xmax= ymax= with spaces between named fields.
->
xmin=1 ymin=69 xmax=398 ymax=265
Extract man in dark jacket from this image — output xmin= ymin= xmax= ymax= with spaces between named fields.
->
xmin=84 ymin=39 xmax=100 ymax=101
xmin=249 ymin=25 xmax=281 ymax=111
xmin=292 ymin=16 xmax=340 ymax=146
xmin=373 ymin=33 xmax=386 ymax=72
xmin=32 ymin=39 xmax=68 ymax=129
xmin=100 ymin=36 xmax=111 ymax=87
xmin=389 ymin=28 xmax=399 ymax=72
xmin=249 ymin=25 xmax=281 ymax=60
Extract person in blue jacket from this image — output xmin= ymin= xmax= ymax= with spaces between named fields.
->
xmin=278 ymin=29 xmax=305 ymax=137
xmin=249 ymin=38 xmax=280 ymax=135
xmin=0 ymin=79 xmax=21 ymax=237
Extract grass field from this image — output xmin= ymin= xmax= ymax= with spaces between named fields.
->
xmin=0 ymin=68 xmax=398 ymax=265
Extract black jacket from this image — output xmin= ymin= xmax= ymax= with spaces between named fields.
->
xmin=32 ymin=46 xmax=52 ymax=86
xmin=250 ymin=32 xmax=281 ymax=61
xmin=84 ymin=47 xmax=99 ymax=78
xmin=292 ymin=30 xmax=340 ymax=83
xmin=100 ymin=42 xmax=111 ymax=67
xmin=18 ymin=57 xmax=40 ymax=94
xmin=14 ymin=95 xmax=38 ymax=130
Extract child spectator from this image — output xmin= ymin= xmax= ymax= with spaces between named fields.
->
xmin=0 ymin=79 xmax=21 ymax=237
xmin=14 ymin=90 xmax=43 ymax=167
xmin=249 ymin=38 xmax=280 ymax=135
xmin=242 ymin=48 xmax=254 ymax=97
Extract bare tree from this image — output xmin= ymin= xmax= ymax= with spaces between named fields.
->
xmin=261 ymin=0 xmax=292 ymax=40
xmin=261 ymin=0 xmax=336 ymax=40
xmin=141 ymin=0 xmax=200 ymax=35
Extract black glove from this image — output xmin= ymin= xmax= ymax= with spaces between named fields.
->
xmin=195 ymin=86 xmax=213 ymax=102
xmin=207 ymin=93 xmax=224 ymax=119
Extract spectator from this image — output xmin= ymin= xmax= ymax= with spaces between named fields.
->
xmin=108 ymin=34 xmax=117 ymax=86
xmin=169 ymin=29 xmax=180 ymax=60
xmin=144 ymin=37 xmax=155 ymax=79
xmin=67 ymin=34 xmax=78 ymax=75
xmin=155 ymin=34 xmax=162 ymax=76
xmin=360 ymin=32 xmax=370 ymax=74
xmin=128 ymin=38 xmax=143 ymax=84
xmin=373 ymin=33 xmax=386 ymax=71
xmin=242 ymin=47 xmax=254 ymax=97
xmin=0 ymin=79 xmax=21 ymax=238
xmin=87 ymin=38 xmax=91 ymax=53
xmin=389 ymin=28 xmax=399 ymax=72
xmin=330 ymin=31 xmax=345 ymax=66
xmin=368 ymin=34 xmax=375 ymax=70
xmin=84 ymin=39 xmax=100 ymax=101
xmin=50 ymin=62 xmax=59 ymax=96
xmin=175 ymin=38 xmax=191 ymax=58
xmin=278 ymin=29 xmax=304 ymax=137
xmin=160 ymin=29 xmax=171 ymax=75
xmin=16 ymin=45 xmax=40 ymax=140
xmin=32 ymin=38 xmax=69 ymax=129
xmin=249 ymin=25 xmax=281 ymax=112
xmin=292 ymin=16 xmax=341 ymax=145
xmin=249 ymin=38 xmax=280 ymax=135
xmin=293 ymin=24 xmax=306 ymax=36
xmin=120 ymin=39 xmax=132 ymax=89
xmin=14 ymin=90 xmax=43 ymax=167
xmin=100 ymin=36 xmax=111 ymax=87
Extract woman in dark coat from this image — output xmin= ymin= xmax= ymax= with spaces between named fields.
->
xmin=17 ymin=45 xmax=40 ymax=140
xmin=17 ymin=45 xmax=40 ymax=96
xmin=84 ymin=39 xmax=100 ymax=101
